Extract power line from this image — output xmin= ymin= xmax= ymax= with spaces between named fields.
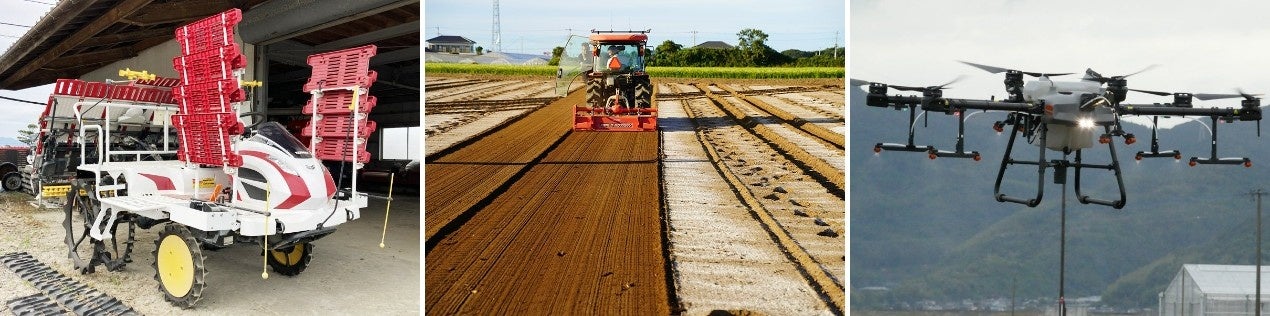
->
xmin=0 ymin=22 xmax=32 ymax=28
xmin=0 ymin=96 xmax=44 ymax=105
xmin=21 ymin=0 xmax=55 ymax=5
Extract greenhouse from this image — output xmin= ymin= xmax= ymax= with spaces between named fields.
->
xmin=1160 ymin=265 xmax=1270 ymax=316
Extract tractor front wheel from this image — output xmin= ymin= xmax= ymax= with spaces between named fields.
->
xmin=153 ymin=223 xmax=207 ymax=309
xmin=267 ymin=242 xmax=313 ymax=276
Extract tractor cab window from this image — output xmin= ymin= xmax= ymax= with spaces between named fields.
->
xmin=594 ymin=44 xmax=643 ymax=72
xmin=250 ymin=122 xmax=313 ymax=159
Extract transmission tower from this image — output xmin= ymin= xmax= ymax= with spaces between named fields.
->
xmin=491 ymin=0 xmax=502 ymax=53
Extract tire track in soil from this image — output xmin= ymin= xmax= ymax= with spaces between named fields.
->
xmin=685 ymin=83 xmax=846 ymax=307
xmin=658 ymin=83 xmax=835 ymax=314
xmin=430 ymin=81 xmax=544 ymax=102
xmin=424 ymin=91 xmax=580 ymax=241
xmin=426 ymin=132 xmax=667 ymax=315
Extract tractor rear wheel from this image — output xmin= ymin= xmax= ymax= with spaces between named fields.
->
xmin=154 ymin=223 xmax=207 ymax=309
xmin=634 ymin=77 xmax=652 ymax=109
xmin=267 ymin=242 xmax=313 ymax=276
xmin=2 ymin=172 xmax=20 ymax=191
xmin=585 ymin=78 xmax=604 ymax=108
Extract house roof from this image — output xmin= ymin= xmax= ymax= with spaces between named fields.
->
xmin=1180 ymin=264 xmax=1270 ymax=296
xmin=426 ymin=35 xmax=476 ymax=45
xmin=693 ymin=41 xmax=734 ymax=49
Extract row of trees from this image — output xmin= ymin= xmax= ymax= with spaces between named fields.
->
xmin=548 ymin=28 xmax=844 ymax=67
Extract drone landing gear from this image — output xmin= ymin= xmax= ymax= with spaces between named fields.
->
xmin=930 ymin=109 xmax=981 ymax=161
xmin=872 ymin=104 xmax=980 ymax=161
xmin=1136 ymin=116 xmax=1183 ymax=161
xmin=993 ymin=121 xmax=1127 ymax=209
xmin=1072 ymin=129 xmax=1127 ymax=209
xmin=1189 ymin=116 xmax=1253 ymax=167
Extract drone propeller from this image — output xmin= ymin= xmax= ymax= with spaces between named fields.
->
xmin=1236 ymin=88 xmax=1262 ymax=101
xmin=850 ymin=76 xmax=962 ymax=92
xmin=1127 ymin=88 xmax=1246 ymax=101
xmin=958 ymin=61 xmax=1073 ymax=77
xmin=1084 ymin=65 xmax=1158 ymax=84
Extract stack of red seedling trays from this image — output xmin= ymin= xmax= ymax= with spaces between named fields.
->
xmin=300 ymin=45 xmax=378 ymax=163
xmin=169 ymin=8 xmax=244 ymax=167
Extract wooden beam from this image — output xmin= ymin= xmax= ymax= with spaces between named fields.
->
xmin=314 ymin=20 xmax=420 ymax=50
xmin=78 ymin=28 xmax=172 ymax=48
xmin=43 ymin=47 xmax=136 ymax=70
xmin=1 ymin=0 xmax=154 ymax=87
xmin=121 ymin=0 xmax=234 ymax=26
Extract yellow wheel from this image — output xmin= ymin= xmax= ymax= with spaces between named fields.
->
xmin=267 ymin=242 xmax=313 ymax=276
xmin=152 ymin=223 xmax=206 ymax=308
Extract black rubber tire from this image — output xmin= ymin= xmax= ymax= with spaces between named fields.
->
xmin=585 ymin=78 xmax=604 ymax=108
xmin=2 ymin=172 xmax=21 ymax=191
xmin=634 ymin=77 xmax=652 ymax=109
xmin=267 ymin=243 xmax=313 ymax=277
xmin=153 ymin=223 xmax=207 ymax=309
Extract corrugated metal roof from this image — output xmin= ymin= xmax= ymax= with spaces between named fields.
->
xmin=1183 ymin=264 xmax=1270 ymax=296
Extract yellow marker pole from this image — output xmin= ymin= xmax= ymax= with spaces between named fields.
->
xmin=379 ymin=173 xmax=395 ymax=248
xmin=350 ymin=88 xmax=360 ymax=111
xmin=261 ymin=182 xmax=271 ymax=280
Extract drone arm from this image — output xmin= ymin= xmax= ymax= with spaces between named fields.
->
xmin=927 ymin=98 xmax=1036 ymax=113
xmin=1118 ymin=104 xmax=1258 ymax=121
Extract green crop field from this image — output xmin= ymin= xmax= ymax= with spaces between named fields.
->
xmin=424 ymin=63 xmax=843 ymax=79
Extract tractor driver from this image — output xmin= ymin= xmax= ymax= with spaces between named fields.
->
xmin=606 ymin=45 xmax=627 ymax=71
xmin=577 ymin=42 xmax=594 ymax=71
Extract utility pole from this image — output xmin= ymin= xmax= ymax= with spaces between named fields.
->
xmin=1255 ymin=189 xmax=1266 ymax=316
xmin=833 ymin=31 xmax=839 ymax=59
xmin=491 ymin=0 xmax=501 ymax=53
xmin=434 ymin=27 xmax=441 ymax=37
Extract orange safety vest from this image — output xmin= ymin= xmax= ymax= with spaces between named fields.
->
xmin=607 ymin=56 xmax=621 ymax=70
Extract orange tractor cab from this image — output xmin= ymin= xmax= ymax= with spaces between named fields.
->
xmin=568 ymin=30 xmax=656 ymax=132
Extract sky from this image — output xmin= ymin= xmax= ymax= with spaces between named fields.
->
xmin=851 ymin=0 xmax=1270 ymax=129
xmin=425 ymin=0 xmax=846 ymax=56
xmin=0 ymin=0 xmax=56 ymax=141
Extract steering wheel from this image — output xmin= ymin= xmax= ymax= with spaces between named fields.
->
xmin=239 ymin=112 xmax=267 ymax=130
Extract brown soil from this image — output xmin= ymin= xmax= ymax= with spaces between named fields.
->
xmin=423 ymin=92 xmax=579 ymax=240
xmin=425 ymin=132 xmax=667 ymax=314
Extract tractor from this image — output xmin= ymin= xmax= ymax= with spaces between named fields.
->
xmin=562 ymin=30 xmax=657 ymax=132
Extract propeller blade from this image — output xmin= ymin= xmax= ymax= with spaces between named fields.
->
xmin=1193 ymin=93 xmax=1246 ymax=101
xmin=959 ymin=61 xmax=1010 ymax=74
xmin=1122 ymin=64 xmax=1159 ymax=79
xmin=1127 ymin=88 xmax=1171 ymax=96
xmin=1085 ymin=65 xmax=1159 ymax=83
xmin=889 ymin=85 xmax=927 ymax=92
xmin=960 ymin=60 xmax=1071 ymax=77
xmin=936 ymin=75 xmax=965 ymax=89
xmin=1236 ymin=88 xmax=1262 ymax=101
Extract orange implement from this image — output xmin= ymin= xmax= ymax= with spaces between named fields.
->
xmin=573 ymin=106 xmax=657 ymax=131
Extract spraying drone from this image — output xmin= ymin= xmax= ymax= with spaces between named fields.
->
xmin=853 ymin=61 xmax=1265 ymax=209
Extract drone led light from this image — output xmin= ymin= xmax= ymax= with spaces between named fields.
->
xmin=1077 ymin=118 xmax=1096 ymax=129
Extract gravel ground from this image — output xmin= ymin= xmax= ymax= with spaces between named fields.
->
xmin=0 ymin=191 xmax=420 ymax=315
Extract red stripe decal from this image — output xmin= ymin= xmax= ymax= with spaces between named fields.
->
xmin=241 ymin=150 xmax=309 ymax=209
xmin=137 ymin=173 xmax=175 ymax=190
